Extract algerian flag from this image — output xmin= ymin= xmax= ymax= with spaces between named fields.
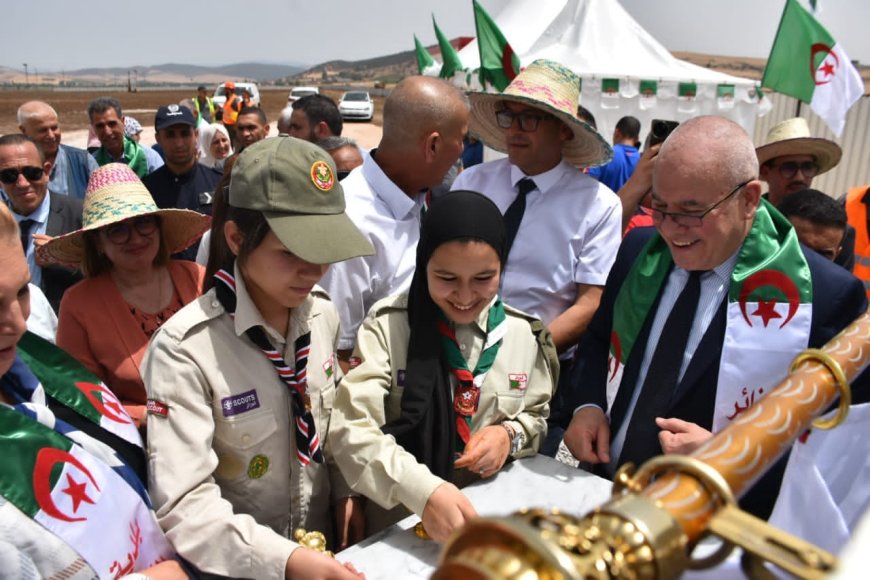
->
xmin=0 ymin=406 xmax=173 ymax=575
xmin=18 ymin=332 xmax=141 ymax=447
xmin=433 ymin=16 xmax=464 ymax=79
xmin=472 ymin=0 xmax=520 ymax=91
xmin=762 ymin=0 xmax=864 ymax=136
xmin=414 ymin=34 xmax=441 ymax=76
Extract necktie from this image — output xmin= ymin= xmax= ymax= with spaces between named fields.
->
xmin=19 ymin=219 xmax=36 ymax=253
xmin=619 ymin=270 xmax=703 ymax=468
xmin=503 ymin=178 xmax=537 ymax=256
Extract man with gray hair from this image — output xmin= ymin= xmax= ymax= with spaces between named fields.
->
xmin=562 ymin=115 xmax=867 ymax=519
xmin=17 ymin=101 xmax=98 ymax=200
xmin=317 ymin=135 xmax=363 ymax=180
xmin=319 ymin=76 xmax=469 ymax=370
xmin=88 ymin=96 xmax=163 ymax=178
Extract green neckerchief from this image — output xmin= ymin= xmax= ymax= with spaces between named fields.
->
xmin=436 ymin=299 xmax=507 ymax=450
xmin=94 ymin=136 xmax=149 ymax=178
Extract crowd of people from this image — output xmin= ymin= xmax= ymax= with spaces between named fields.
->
xmin=1 ymin=57 xmax=868 ymax=578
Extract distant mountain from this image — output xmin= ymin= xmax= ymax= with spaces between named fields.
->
xmin=68 ymin=62 xmax=305 ymax=82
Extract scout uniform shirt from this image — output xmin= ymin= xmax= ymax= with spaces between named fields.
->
xmin=143 ymin=266 xmax=347 ymax=579
xmin=329 ymin=293 xmax=555 ymax=524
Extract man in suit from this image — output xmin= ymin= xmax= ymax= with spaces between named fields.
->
xmin=563 ymin=116 xmax=867 ymax=518
xmin=0 ymin=134 xmax=82 ymax=312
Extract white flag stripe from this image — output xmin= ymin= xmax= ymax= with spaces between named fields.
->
xmin=810 ymin=42 xmax=864 ymax=137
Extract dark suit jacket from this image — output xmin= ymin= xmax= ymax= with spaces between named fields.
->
xmin=42 ymin=193 xmax=84 ymax=312
xmin=565 ymin=226 xmax=868 ymax=518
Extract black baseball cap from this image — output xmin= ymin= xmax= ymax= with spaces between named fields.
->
xmin=154 ymin=104 xmax=196 ymax=130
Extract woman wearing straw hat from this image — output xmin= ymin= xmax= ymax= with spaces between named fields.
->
xmin=39 ymin=163 xmax=210 ymax=428
xmin=143 ymin=137 xmax=373 ymax=579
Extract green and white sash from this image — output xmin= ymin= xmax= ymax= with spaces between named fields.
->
xmin=94 ymin=136 xmax=149 ymax=178
xmin=608 ymin=201 xmax=812 ymax=432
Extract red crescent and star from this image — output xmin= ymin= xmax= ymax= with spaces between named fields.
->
xmin=738 ymin=270 xmax=800 ymax=328
xmin=33 ymin=447 xmax=101 ymax=522
xmin=75 ymin=381 xmax=132 ymax=425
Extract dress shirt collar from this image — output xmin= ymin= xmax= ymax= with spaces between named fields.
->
xmin=362 ymin=149 xmax=422 ymax=220
xmin=508 ymin=159 xmax=570 ymax=196
xmin=670 ymin=245 xmax=741 ymax=287
xmin=231 ymin=262 xmax=316 ymax=346
xmin=7 ymin=191 xmax=51 ymax=225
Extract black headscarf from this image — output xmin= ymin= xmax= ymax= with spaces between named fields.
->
xmin=381 ymin=190 xmax=507 ymax=481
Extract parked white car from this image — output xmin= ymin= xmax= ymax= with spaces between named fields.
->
xmin=338 ymin=91 xmax=374 ymax=121
xmin=287 ymin=86 xmax=320 ymax=103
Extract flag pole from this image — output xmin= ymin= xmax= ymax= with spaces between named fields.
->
xmin=795 ymin=99 xmax=802 ymax=117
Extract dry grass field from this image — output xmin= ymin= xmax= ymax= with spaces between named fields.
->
xmin=0 ymin=87 xmax=384 ymax=135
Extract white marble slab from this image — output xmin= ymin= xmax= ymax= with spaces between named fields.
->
xmin=337 ymin=454 xmax=613 ymax=580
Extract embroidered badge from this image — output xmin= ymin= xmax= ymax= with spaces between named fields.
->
xmin=247 ymin=454 xmax=270 ymax=479
xmin=509 ymin=373 xmax=528 ymax=391
xmin=146 ymin=399 xmax=169 ymax=417
xmin=323 ymin=355 xmax=335 ymax=379
xmin=310 ymin=161 xmax=334 ymax=191
xmin=397 ymin=369 xmax=406 ymax=387
xmin=221 ymin=389 xmax=261 ymax=417
xmin=349 ymin=356 xmax=363 ymax=369
xmin=454 ymin=385 xmax=480 ymax=416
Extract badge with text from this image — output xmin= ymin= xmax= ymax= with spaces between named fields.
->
xmin=146 ymin=398 xmax=169 ymax=418
xmin=508 ymin=373 xmax=528 ymax=391
xmin=221 ymin=389 xmax=261 ymax=417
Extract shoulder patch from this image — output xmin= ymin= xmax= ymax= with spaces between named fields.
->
xmin=370 ymin=293 xmax=409 ymax=317
xmin=158 ymin=293 xmax=224 ymax=342
xmin=502 ymin=302 xmax=542 ymax=324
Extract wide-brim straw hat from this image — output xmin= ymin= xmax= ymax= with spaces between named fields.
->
xmin=467 ymin=59 xmax=612 ymax=168
xmin=755 ymin=117 xmax=841 ymax=175
xmin=39 ymin=163 xmax=210 ymax=265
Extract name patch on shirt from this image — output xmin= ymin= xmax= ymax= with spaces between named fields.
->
xmin=146 ymin=398 xmax=169 ymax=418
xmin=221 ymin=389 xmax=261 ymax=417
xmin=323 ymin=354 xmax=335 ymax=379
xmin=509 ymin=373 xmax=528 ymax=391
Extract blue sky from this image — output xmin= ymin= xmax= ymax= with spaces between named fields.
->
xmin=4 ymin=0 xmax=868 ymax=71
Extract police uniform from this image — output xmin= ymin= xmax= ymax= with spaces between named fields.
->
xmin=144 ymin=266 xmax=349 ymax=579
xmin=329 ymin=293 xmax=555 ymax=529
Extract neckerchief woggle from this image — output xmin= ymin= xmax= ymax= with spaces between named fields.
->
xmin=437 ymin=298 xmax=507 ymax=451
xmin=607 ymin=200 xmax=812 ymax=432
xmin=0 ymin=332 xmax=174 ymax=576
xmin=213 ymin=266 xmax=324 ymax=465
xmin=94 ymin=135 xmax=149 ymax=178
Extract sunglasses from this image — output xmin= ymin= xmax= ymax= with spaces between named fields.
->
xmin=495 ymin=109 xmax=555 ymax=132
xmin=102 ymin=215 xmax=160 ymax=245
xmin=773 ymin=161 xmax=819 ymax=180
xmin=0 ymin=166 xmax=44 ymax=184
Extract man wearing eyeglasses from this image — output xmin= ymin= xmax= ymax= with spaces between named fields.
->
xmin=451 ymin=60 xmax=620 ymax=455
xmin=0 ymin=135 xmax=82 ymax=312
xmin=563 ymin=116 xmax=867 ymax=519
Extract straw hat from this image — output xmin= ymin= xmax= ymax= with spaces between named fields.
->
xmin=467 ymin=59 xmax=612 ymax=168
xmin=39 ymin=163 xmax=210 ymax=265
xmin=755 ymin=117 xmax=841 ymax=175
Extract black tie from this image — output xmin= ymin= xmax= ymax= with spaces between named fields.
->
xmin=19 ymin=219 xmax=35 ymax=253
xmin=503 ymin=178 xmax=536 ymax=256
xmin=619 ymin=270 xmax=703 ymax=468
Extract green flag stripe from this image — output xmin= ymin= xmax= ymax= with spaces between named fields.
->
xmin=473 ymin=0 xmax=519 ymax=91
xmin=414 ymin=35 xmax=435 ymax=74
xmin=762 ymin=0 xmax=835 ymax=102
xmin=433 ymin=17 xmax=463 ymax=79
xmin=0 ymin=406 xmax=73 ymax=516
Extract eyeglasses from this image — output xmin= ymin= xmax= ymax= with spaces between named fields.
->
xmin=651 ymin=180 xmax=752 ymax=228
xmin=772 ymin=160 xmax=819 ymax=180
xmin=102 ymin=215 xmax=159 ymax=245
xmin=0 ymin=166 xmax=44 ymax=184
xmin=495 ymin=109 xmax=555 ymax=132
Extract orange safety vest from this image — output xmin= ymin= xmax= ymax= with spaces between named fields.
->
xmin=846 ymin=185 xmax=870 ymax=298
xmin=223 ymin=94 xmax=242 ymax=125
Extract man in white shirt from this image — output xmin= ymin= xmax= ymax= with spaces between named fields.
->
xmin=320 ymin=76 xmax=469 ymax=371
xmin=451 ymin=60 xmax=620 ymax=455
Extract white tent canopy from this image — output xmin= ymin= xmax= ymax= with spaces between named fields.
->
xmin=454 ymin=0 xmax=770 ymax=144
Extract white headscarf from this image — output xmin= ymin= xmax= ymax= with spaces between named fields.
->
xmin=198 ymin=123 xmax=233 ymax=169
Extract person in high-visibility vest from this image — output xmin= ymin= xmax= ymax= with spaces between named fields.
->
xmin=222 ymin=82 xmax=242 ymax=145
xmin=194 ymin=85 xmax=215 ymax=125
xmin=846 ymin=184 xmax=870 ymax=298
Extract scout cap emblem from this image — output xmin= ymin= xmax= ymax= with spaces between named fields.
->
xmin=311 ymin=161 xmax=334 ymax=192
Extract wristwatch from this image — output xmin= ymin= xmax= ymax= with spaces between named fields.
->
xmin=501 ymin=422 xmax=524 ymax=456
